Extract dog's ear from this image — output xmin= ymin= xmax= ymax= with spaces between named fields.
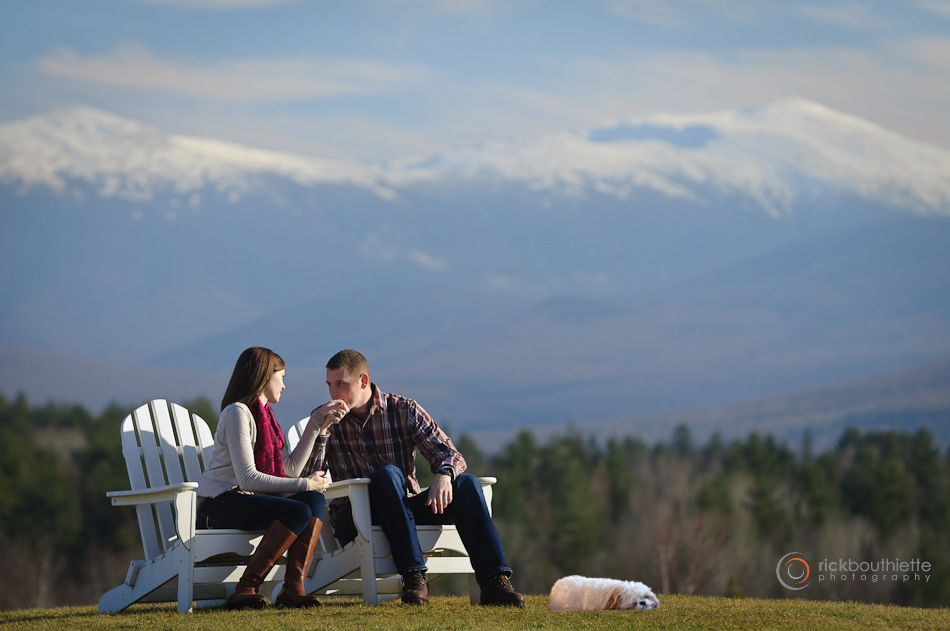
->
xmin=604 ymin=588 xmax=624 ymax=610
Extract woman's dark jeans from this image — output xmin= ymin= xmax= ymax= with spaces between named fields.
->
xmin=197 ymin=490 xmax=326 ymax=535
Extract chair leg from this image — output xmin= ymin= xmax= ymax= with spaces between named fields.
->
xmin=227 ymin=521 xmax=297 ymax=610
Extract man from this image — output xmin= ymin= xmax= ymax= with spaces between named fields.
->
xmin=306 ymin=349 xmax=524 ymax=607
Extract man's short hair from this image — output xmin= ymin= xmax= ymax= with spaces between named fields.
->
xmin=327 ymin=349 xmax=369 ymax=378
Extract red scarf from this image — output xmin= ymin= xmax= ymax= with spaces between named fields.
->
xmin=250 ymin=399 xmax=285 ymax=480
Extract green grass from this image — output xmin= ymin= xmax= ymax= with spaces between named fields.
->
xmin=1 ymin=595 xmax=948 ymax=630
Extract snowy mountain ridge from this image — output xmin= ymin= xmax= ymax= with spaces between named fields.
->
xmin=390 ymin=98 xmax=950 ymax=217
xmin=1 ymin=99 xmax=949 ymax=218
xmin=0 ymin=105 xmax=392 ymax=203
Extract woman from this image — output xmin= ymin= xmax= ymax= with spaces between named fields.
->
xmin=196 ymin=347 xmax=349 ymax=609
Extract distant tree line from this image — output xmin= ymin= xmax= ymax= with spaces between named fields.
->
xmin=460 ymin=424 xmax=950 ymax=607
xmin=0 ymin=392 xmax=216 ymax=610
xmin=1 ymin=391 xmax=947 ymax=610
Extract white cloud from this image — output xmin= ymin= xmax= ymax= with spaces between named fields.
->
xmin=384 ymin=0 xmax=500 ymax=14
xmin=795 ymin=2 xmax=889 ymax=30
xmin=136 ymin=0 xmax=299 ymax=8
xmin=916 ymin=0 xmax=950 ymax=18
xmin=482 ymin=271 xmax=612 ymax=300
xmin=606 ymin=0 xmax=688 ymax=26
xmin=892 ymin=36 xmax=950 ymax=70
xmin=359 ymin=228 xmax=449 ymax=271
xmin=36 ymin=45 xmax=432 ymax=103
xmin=606 ymin=0 xmax=758 ymax=26
xmin=144 ymin=0 xmax=504 ymax=14
xmin=25 ymin=5 xmax=950 ymax=163
xmin=407 ymin=249 xmax=449 ymax=271
xmin=550 ymin=39 xmax=950 ymax=150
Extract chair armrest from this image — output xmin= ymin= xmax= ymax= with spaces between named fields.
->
xmin=320 ymin=478 xmax=374 ymax=542
xmin=106 ymin=482 xmax=199 ymax=506
xmin=323 ymin=478 xmax=370 ymax=501
xmin=478 ymin=476 xmax=497 ymax=516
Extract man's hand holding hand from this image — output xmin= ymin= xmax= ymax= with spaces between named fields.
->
xmin=311 ymin=400 xmax=350 ymax=434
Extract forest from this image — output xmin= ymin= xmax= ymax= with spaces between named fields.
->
xmin=1 ymin=391 xmax=948 ymax=611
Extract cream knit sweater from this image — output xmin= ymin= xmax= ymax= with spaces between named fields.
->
xmin=197 ymin=402 xmax=324 ymax=498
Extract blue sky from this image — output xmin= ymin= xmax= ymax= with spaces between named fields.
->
xmin=1 ymin=0 xmax=949 ymax=161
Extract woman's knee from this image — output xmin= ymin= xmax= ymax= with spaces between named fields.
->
xmin=296 ymin=490 xmax=326 ymax=517
xmin=278 ymin=498 xmax=316 ymax=534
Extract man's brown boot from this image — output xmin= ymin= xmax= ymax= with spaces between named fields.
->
xmin=401 ymin=571 xmax=428 ymax=605
xmin=480 ymin=573 xmax=525 ymax=607
xmin=226 ymin=521 xmax=297 ymax=610
xmin=275 ymin=517 xmax=323 ymax=608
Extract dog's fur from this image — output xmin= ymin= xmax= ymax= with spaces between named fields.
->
xmin=547 ymin=575 xmax=660 ymax=611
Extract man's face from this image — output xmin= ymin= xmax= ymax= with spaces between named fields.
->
xmin=326 ymin=366 xmax=369 ymax=409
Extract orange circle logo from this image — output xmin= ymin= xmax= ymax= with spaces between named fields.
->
xmin=777 ymin=552 xmax=811 ymax=590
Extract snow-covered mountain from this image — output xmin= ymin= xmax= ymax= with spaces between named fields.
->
xmin=1 ymin=101 xmax=948 ymax=445
xmin=0 ymin=105 xmax=393 ymax=202
xmin=389 ymin=99 xmax=950 ymax=218
xmin=3 ymin=99 xmax=949 ymax=216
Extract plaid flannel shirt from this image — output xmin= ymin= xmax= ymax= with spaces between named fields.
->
xmin=306 ymin=384 xmax=466 ymax=497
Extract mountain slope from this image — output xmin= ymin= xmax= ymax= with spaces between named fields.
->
xmin=0 ymin=105 xmax=391 ymax=202
xmin=1 ymin=100 xmax=948 ymax=440
xmin=3 ymin=99 xmax=949 ymax=216
xmin=388 ymin=98 xmax=950 ymax=217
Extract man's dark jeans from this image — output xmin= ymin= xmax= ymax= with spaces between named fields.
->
xmin=332 ymin=465 xmax=511 ymax=586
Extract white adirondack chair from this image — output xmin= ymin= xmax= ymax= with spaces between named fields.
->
xmin=99 ymin=399 xmax=287 ymax=613
xmin=282 ymin=417 xmax=496 ymax=605
xmin=99 ymin=400 xmax=496 ymax=613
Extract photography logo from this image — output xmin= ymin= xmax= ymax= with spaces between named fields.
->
xmin=777 ymin=552 xmax=811 ymax=590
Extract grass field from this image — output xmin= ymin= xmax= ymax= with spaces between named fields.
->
xmin=1 ymin=595 xmax=948 ymax=630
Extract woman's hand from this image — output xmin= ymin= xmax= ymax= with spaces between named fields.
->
xmin=306 ymin=469 xmax=332 ymax=493
xmin=310 ymin=399 xmax=349 ymax=433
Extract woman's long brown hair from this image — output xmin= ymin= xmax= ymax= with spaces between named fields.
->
xmin=221 ymin=347 xmax=286 ymax=411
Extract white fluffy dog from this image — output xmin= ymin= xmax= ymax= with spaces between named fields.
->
xmin=547 ymin=575 xmax=660 ymax=611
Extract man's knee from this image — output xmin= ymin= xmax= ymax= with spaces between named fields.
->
xmin=370 ymin=465 xmax=406 ymax=492
xmin=454 ymin=473 xmax=486 ymax=502
xmin=455 ymin=473 xmax=479 ymax=491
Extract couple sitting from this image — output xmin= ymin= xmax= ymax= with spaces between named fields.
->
xmin=196 ymin=347 xmax=524 ymax=610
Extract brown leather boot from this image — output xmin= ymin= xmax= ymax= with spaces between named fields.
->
xmin=275 ymin=517 xmax=323 ymax=608
xmin=226 ymin=520 xmax=297 ymax=610
xmin=480 ymin=573 xmax=525 ymax=607
xmin=401 ymin=571 xmax=428 ymax=605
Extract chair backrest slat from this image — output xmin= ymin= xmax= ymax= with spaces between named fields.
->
xmin=151 ymin=400 xmax=186 ymax=485
xmin=133 ymin=402 xmax=166 ymax=488
xmin=120 ymin=399 xmax=222 ymax=557
xmin=194 ymin=412 xmax=215 ymax=471
xmin=121 ymin=411 xmax=149 ymax=491
xmin=120 ymin=411 xmax=162 ymax=560
xmin=286 ymin=418 xmax=305 ymax=450
xmin=133 ymin=402 xmax=178 ymax=550
xmin=169 ymin=402 xmax=205 ymax=484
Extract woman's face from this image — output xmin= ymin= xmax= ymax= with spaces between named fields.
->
xmin=259 ymin=368 xmax=286 ymax=404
